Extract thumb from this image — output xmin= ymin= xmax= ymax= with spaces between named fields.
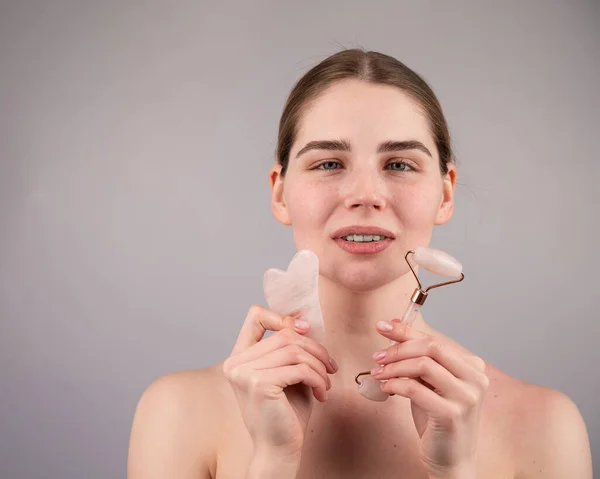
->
xmin=231 ymin=306 xmax=308 ymax=356
xmin=282 ymin=309 xmax=308 ymax=330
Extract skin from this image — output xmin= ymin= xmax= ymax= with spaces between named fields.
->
xmin=127 ymin=77 xmax=593 ymax=479
xmin=269 ymin=78 xmax=457 ymax=386
xmin=268 ymin=78 xmax=492 ymax=475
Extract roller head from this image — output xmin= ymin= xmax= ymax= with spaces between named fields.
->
xmin=412 ymin=247 xmax=462 ymax=278
xmin=357 ymin=375 xmax=390 ymax=402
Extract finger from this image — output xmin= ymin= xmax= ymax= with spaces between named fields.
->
xmin=248 ymin=344 xmax=331 ymax=391
xmin=464 ymin=354 xmax=487 ymax=373
xmin=227 ymin=326 xmax=337 ymax=374
xmin=231 ymin=305 xmax=303 ymax=356
xmin=377 ymin=320 xmax=430 ymax=344
xmin=372 ymin=357 xmax=459 ymax=397
xmin=374 ymin=338 xmax=483 ymax=384
xmin=250 ymin=363 xmax=329 ymax=402
xmin=382 ymin=377 xmax=454 ymax=416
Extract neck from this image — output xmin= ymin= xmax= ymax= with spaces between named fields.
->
xmin=318 ymin=272 xmax=436 ymax=387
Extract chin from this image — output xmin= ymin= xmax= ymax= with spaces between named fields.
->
xmin=324 ymin=262 xmax=400 ymax=293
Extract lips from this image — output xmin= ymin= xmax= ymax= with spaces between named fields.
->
xmin=331 ymin=225 xmax=396 ymax=239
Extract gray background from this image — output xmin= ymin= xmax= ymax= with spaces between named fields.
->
xmin=1 ymin=1 xmax=598 ymax=478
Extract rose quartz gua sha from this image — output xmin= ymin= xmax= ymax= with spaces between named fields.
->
xmin=263 ymin=250 xmax=326 ymax=345
xmin=356 ymin=247 xmax=465 ymax=402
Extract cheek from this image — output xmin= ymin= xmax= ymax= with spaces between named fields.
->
xmin=393 ymin=183 xmax=443 ymax=225
xmin=286 ymin=182 xmax=336 ymax=224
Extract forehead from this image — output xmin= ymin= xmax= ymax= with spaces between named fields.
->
xmin=294 ymin=79 xmax=435 ymax=155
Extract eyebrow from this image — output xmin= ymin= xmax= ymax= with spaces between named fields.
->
xmin=295 ymin=138 xmax=433 ymax=158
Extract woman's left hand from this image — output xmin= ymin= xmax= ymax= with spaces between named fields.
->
xmin=371 ymin=319 xmax=489 ymax=477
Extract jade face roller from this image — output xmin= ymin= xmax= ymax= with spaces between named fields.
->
xmin=355 ymin=247 xmax=465 ymax=402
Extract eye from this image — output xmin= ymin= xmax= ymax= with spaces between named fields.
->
xmin=315 ymin=160 xmax=342 ymax=171
xmin=385 ymin=160 xmax=414 ymax=172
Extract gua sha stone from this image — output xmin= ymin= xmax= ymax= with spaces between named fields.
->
xmin=263 ymin=250 xmax=326 ymax=345
xmin=263 ymin=247 xmax=463 ymax=403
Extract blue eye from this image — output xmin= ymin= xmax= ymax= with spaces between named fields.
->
xmin=386 ymin=161 xmax=412 ymax=172
xmin=316 ymin=161 xmax=342 ymax=170
xmin=314 ymin=160 xmax=414 ymax=172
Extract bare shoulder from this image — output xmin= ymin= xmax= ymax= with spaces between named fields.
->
xmin=127 ymin=364 xmax=228 ymax=479
xmin=431 ymin=331 xmax=592 ymax=478
xmin=485 ymin=363 xmax=593 ymax=479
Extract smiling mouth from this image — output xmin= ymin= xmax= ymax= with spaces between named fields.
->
xmin=340 ymin=234 xmax=391 ymax=243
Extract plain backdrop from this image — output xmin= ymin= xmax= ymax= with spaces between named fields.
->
xmin=1 ymin=1 xmax=598 ymax=478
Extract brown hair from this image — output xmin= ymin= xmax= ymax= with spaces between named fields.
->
xmin=276 ymin=48 xmax=454 ymax=176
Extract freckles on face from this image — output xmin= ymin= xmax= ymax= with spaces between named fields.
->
xmin=282 ymin=79 xmax=446 ymax=252
xmin=284 ymin=165 xmax=443 ymax=256
xmin=391 ymin=177 xmax=444 ymax=227
xmin=283 ymin=176 xmax=337 ymax=247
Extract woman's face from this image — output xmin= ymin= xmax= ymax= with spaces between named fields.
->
xmin=270 ymin=79 xmax=456 ymax=292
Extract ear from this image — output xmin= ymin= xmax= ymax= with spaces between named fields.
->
xmin=269 ymin=164 xmax=291 ymax=225
xmin=434 ymin=163 xmax=456 ymax=225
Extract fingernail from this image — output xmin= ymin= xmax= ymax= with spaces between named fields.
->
xmin=373 ymin=350 xmax=386 ymax=361
xmin=294 ymin=320 xmax=310 ymax=330
xmin=371 ymin=365 xmax=384 ymax=375
xmin=376 ymin=321 xmax=393 ymax=331
xmin=329 ymin=357 xmax=338 ymax=372
xmin=326 ymin=376 xmax=331 ymax=389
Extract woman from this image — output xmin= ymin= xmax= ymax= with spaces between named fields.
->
xmin=127 ymin=49 xmax=592 ymax=479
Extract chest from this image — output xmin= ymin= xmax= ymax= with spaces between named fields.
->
xmin=215 ymin=395 xmax=516 ymax=479
xmin=294 ymin=404 xmax=431 ymax=478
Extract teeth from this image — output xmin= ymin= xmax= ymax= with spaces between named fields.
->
xmin=342 ymin=234 xmax=387 ymax=242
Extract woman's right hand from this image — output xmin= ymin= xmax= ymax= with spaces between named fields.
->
xmin=222 ymin=305 xmax=337 ymax=461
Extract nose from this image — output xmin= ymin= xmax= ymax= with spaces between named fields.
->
xmin=343 ymin=169 xmax=387 ymax=210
